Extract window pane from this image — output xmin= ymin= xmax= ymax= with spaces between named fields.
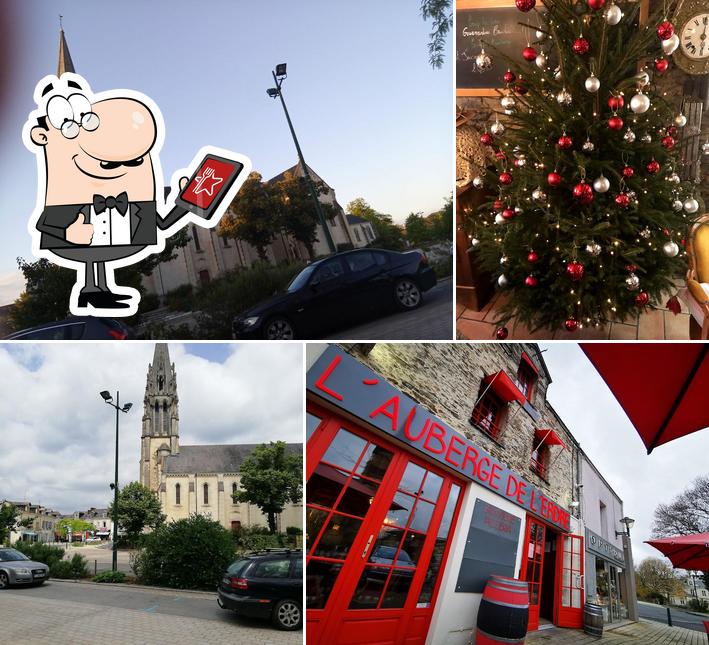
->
xmin=417 ymin=538 xmax=446 ymax=605
xmin=307 ymin=559 xmax=343 ymax=609
xmin=307 ymin=464 xmax=347 ymax=509
xmin=409 ymin=499 xmax=435 ymax=533
xmin=400 ymin=530 xmax=426 ymax=566
xmin=321 ymin=429 xmax=367 ymax=472
xmin=383 ymin=492 xmax=415 ymax=528
xmin=337 ymin=475 xmax=380 ymax=518
xmin=421 ymin=471 xmax=443 ymax=502
xmin=349 ymin=566 xmax=388 ymax=609
xmin=356 ymin=443 xmax=394 ymax=481
xmin=252 ymin=558 xmax=290 ymax=578
xmin=398 ymin=462 xmax=426 ymax=495
xmin=306 ymin=507 xmax=328 ymax=553
xmin=346 ymin=251 xmax=377 ymax=273
xmin=380 ymin=568 xmax=415 ymax=608
xmin=313 ymin=514 xmax=363 ymax=559
xmin=307 ymin=413 xmax=322 ymax=441
xmin=438 ymin=485 xmax=460 ymax=539
xmin=292 ymin=558 xmax=303 ymax=578
xmin=369 ymin=526 xmax=405 ymax=565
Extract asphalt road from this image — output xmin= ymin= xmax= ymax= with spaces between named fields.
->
xmin=637 ymin=600 xmax=707 ymax=632
xmin=324 ymin=277 xmax=453 ymax=340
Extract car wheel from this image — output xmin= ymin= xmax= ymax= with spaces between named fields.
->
xmin=263 ymin=317 xmax=296 ymax=340
xmin=0 ymin=572 xmax=9 ymax=589
xmin=394 ymin=278 xmax=422 ymax=310
xmin=272 ymin=598 xmax=302 ymax=630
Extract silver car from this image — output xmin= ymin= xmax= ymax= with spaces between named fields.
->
xmin=0 ymin=548 xmax=50 ymax=588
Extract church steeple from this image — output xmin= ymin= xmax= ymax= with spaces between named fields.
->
xmin=57 ymin=18 xmax=76 ymax=76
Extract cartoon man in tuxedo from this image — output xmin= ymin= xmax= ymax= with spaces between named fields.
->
xmin=23 ymin=72 xmax=250 ymax=316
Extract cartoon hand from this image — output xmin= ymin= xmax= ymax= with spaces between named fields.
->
xmin=66 ymin=214 xmax=94 ymax=245
xmin=179 ymin=176 xmax=189 ymax=191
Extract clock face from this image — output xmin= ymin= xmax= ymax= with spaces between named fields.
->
xmin=681 ymin=13 xmax=709 ymax=60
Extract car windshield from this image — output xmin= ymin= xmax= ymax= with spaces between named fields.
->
xmin=0 ymin=549 xmax=29 ymax=562
xmin=287 ymin=265 xmax=316 ymax=292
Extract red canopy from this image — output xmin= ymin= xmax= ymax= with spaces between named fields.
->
xmin=581 ymin=344 xmax=709 ymax=454
xmin=483 ymin=371 xmax=525 ymax=405
xmin=645 ymin=533 xmax=709 ymax=571
xmin=534 ymin=428 xmax=567 ymax=450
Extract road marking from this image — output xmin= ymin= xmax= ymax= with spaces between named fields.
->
xmin=143 ymin=604 xmax=160 ymax=613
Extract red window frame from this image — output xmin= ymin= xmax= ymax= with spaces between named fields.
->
xmin=530 ymin=444 xmax=549 ymax=479
xmin=470 ymin=389 xmax=504 ymax=441
xmin=516 ymin=357 xmax=538 ymax=402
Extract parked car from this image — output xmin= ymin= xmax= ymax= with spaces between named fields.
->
xmin=232 ymin=249 xmax=437 ymax=339
xmin=0 ymin=548 xmax=50 ymax=589
xmin=217 ymin=549 xmax=302 ymax=630
xmin=4 ymin=317 xmax=134 ymax=340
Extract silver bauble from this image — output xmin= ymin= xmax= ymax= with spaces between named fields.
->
xmin=513 ymin=145 xmax=523 ymax=158
xmin=625 ymin=273 xmax=640 ymax=291
xmin=582 ymin=139 xmax=595 ymax=152
xmin=630 ymin=92 xmax=650 ymax=114
xmin=635 ymin=71 xmax=650 ymax=87
xmin=585 ymin=242 xmax=602 ymax=256
xmin=535 ymin=53 xmax=547 ymax=69
xmin=639 ymin=227 xmax=651 ymax=239
xmin=662 ymin=33 xmax=680 ymax=55
xmin=702 ymin=141 xmax=709 ymax=155
xmin=495 ymin=213 xmax=506 ymax=224
xmin=498 ymin=274 xmax=509 ymax=287
xmin=501 ymin=95 xmax=516 ymax=109
xmin=663 ymin=241 xmax=679 ymax=257
xmin=623 ymin=128 xmax=636 ymax=143
xmin=514 ymin=206 xmax=524 ymax=215
xmin=500 ymin=255 xmax=509 ymax=265
xmin=472 ymin=176 xmax=484 ymax=188
xmin=585 ymin=74 xmax=600 ymax=92
xmin=553 ymin=66 xmax=562 ymax=81
xmin=471 ymin=237 xmax=480 ymax=247
xmin=641 ymin=133 xmax=652 ymax=143
xmin=674 ymin=114 xmax=687 ymax=127
xmin=672 ymin=199 xmax=684 ymax=211
xmin=516 ymin=157 xmax=527 ymax=167
xmin=475 ymin=51 xmax=492 ymax=71
xmin=490 ymin=120 xmax=505 ymax=136
xmin=593 ymin=175 xmax=610 ymax=193
xmin=532 ymin=187 xmax=546 ymax=201
xmin=535 ymin=29 xmax=545 ymax=39
xmin=668 ymin=173 xmax=680 ymax=184
xmin=605 ymin=3 xmax=622 ymax=24
xmin=556 ymin=88 xmax=572 ymax=106
xmin=684 ymin=198 xmax=699 ymax=214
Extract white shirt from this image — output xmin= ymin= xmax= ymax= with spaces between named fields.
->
xmin=89 ymin=203 xmax=131 ymax=246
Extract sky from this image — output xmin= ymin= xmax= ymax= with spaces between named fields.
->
xmin=540 ymin=343 xmax=709 ymax=567
xmin=0 ymin=0 xmax=453 ymax=305
xmin=0 ymin=342 xmax=303 ymax=514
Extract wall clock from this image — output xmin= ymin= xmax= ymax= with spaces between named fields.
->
xmin=672 ymin=0 xmax=709 ymax=74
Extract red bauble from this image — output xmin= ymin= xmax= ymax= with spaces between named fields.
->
xmin=493 ymin=199 xmax=504 ymax=209
xmin=495 ymin=151 xmax=507 ymax=161
xmin=608 ymin=115 xmax=624 ymax=131
xmin=566 ymin=261 xmax=585 ymax=281
xmin=646 ymin=159 xmax=661 ymax=174
xmin=515 ymin=0 xmax=536 ymax=11
xmin=615 ymin=193 xmax=630 ymax=208
xmin=564 ymin=318 xmax=580 ymax=332
xmin=625 ymin=264 xmax=637 ymax=272
xmin=622 ymin=166 xmax=635 ymax=178
xmin=655 ymin=58 xmax=669 ymax=73
xmin=514 ymin=81 xmax=528 ymax=95
xmin=572 ymin=182 xmax=594 ymax=205
xmin=503 ymin=69 xmax=516 ymax=83
xmin=573 ymin=37 xmax=590 ymax=55
xmin=661 ymin=135 xmax=675 ymax=149
xmin=547 ymin=171 xmax=562 ymax=186
xmin=557 ymin=135 xmax=573 ymax=149
xmin=525 ymin=275 xmax=538 ymax=287
xmin=513 ymin=158 xmax=524 ymax=168
xmin=522 ymin=46 xmax=537 ymax=61
xmin=667 ymin=125 xmax=679 ymax=137
xmin=527 ymin=251 xmax=539 ymax=263
xmin=495 ymin=326 xmax=509 ymax=340
xmin=480 ymin=133 xmax=493 ymax=146
xmin=657 ymin=20 xmax=674 ymax=40
xmin=502 ymin=208 xmax=516 ymax=220
xmin=587 ymin=0 xmax=605 ymax=8
xmin=499 ymin=172 xmax=513 ymax=185
xmin=608 ymin=94 xmax=624 ymax=110
xmin=635 ymin=291 xmax=650 ymax=307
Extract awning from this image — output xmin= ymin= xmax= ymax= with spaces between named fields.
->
xmin=534 ymin=428 xmax=567 ymax=450
xmin=521 ymin=351 xmax=539 ymax=375
xmin=482 ymin=371 xmax=525 ymax=405
xmin=645 ymin=533 xmax=709 ymax=571
xmin=581 ymin=344 xmax=709 ymax=454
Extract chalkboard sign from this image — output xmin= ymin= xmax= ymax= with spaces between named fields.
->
xmin=455 ymin=499 xmax=522 ymax=593
xmin=457 ymin=3 xmax=531 ymax=95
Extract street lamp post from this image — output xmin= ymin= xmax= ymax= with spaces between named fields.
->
xmin=615 ymin=516 xmax=639 ymax=622
xmin=267 ymin=63 xmax=336 ymax=255
xmin=100 ymin=390 xmax=132 ymax=573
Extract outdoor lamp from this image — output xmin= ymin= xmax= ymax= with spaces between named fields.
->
xmin=122 ymin=403 xmax=133 ymax=413
xmin=616 ymin=516 xmax=635 ymax=537
xmin=266 ymin=88 xmax=279 ymax=98
xmin=275 ymin=63 xmax=287 ymax=77
xmin=100 ymin=390 xmax=112 ymax=402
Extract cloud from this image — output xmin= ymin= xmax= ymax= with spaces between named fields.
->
xmin=0 ymin=343 xmax=302 ymax=514
xmin=0 ymin=270 xmax=24 ymax=306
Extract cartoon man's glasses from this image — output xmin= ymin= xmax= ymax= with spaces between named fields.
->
xmin=46 ymin=93 xmax=100 ymax=139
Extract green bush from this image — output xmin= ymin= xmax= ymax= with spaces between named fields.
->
xmin=165 ymin=284 xmax=194 ymax=312
xmin=286 ymin=526 xmax=303 ymax=536
xmin=12 ymin=542 xmax=65 ymax=569
xmin=431 ymin=257 xmax=453 ymax=279
xmin=133 ymin=514 xmax=235 ymax=589
xmin=139 ymin=322 xmax=197 ymax=340
xmin=195 ymin=261 xmax=306 ymax=339
xmin=233 ymin=525 xmax=297 ymax=553
xmin=49 ymin=554 xmax=89 ymax=579
xmin=687 ymin=598 xmax=709 ymax=613
xmin=92 ymin=570 xmax=126 ymax=583
xmin=138 ymin=292 xmax=160 ymax=314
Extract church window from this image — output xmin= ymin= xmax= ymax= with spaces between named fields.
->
xmin=232 ymin=482 xmax=238 ymax=500
xmin=203 ymin=483 xmax=209 ymax=505
xmin=163 ymin=401 xmax=169 ymax=434
xmin=175 ymin=484 xmax=181 ymax=505
xmin=192 ymin=225 xmax=201 ymax=251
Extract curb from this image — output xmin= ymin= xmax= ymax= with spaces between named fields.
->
xmin=47 ymin=578 xmax=217 ymax=598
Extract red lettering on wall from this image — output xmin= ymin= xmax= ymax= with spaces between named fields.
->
xmin=506 ymin=474 xmax=518 ymax=498
xmin=423 ymin=422 xmax=448 ymax=454
xmin=516 ymin=481 xmax=527 ymax=506
xmin=462 ymin=445 xmax=479 ymax=474
xmin=489 ymin=463 xmax=502 ymax=491
xmin=477 ymin=456 xmax=492 ymax=483
xmin=314 ymin=355 xmax=344 ymax=401
xmin=445 ymin=435 xmax=465 ymax=468
xmin=403 ymin=407 xmax=429 ymax=441
xmin=369 ymin=396 xmax=400 ymax=431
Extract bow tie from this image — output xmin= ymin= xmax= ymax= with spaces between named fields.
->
xmin=93 ymin=192 xmax=129 ymax=215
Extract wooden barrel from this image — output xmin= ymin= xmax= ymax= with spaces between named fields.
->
xmin=476 ymin=575 xmax=529 ymax=645
xmin=583 ymin=603 xmax=604 ymax=637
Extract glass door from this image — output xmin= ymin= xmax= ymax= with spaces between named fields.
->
xmin=521 ymin=518 xmax=546 ymax=631
xmin=555 ymin=533 xmax=584 ymax=628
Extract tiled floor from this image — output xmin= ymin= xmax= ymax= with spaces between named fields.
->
xmin=457 ymin=293 xmax=691 ymax=340
xmin=526 ymin=619 xmax=707 ymax=644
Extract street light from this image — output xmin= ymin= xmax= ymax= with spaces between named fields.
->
xmin=267 ymin=62 xmax=336 ymax=254
xmin=616 ymin=516 xmax=635 ymax=538
xmin=100 ymin=390 xmax=132 ymax=572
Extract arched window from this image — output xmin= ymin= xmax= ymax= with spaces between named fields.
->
xmin=163 ymin=401 xmax=169 ymax=434
xmin=175 ymin=483 xmax=181 ymax=505
xmin=203 ymin=483 xmax=209 ymax=505
xmin=232 ymin=482 xmax=237 ymax=502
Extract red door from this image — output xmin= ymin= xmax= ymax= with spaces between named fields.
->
xmin=306 ymin=405 xmax=462 ymax=645
xmin=555 ymin=533 xmax=584 ymax=628
xmin=520 ymin=517 xmax=546 ymax=631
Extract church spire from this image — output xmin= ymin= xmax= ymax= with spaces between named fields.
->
xmin=57 ymin=17 xmax=76 ymax=76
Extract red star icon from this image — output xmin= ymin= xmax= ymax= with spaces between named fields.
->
xmin=193 ymin=165 xmax=223 ymax=197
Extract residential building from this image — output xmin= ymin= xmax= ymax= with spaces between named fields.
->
xmin=1 ymin=500 xmax=61 ymax=544
xmin=346 ymin=214 xmax=377 ymax=248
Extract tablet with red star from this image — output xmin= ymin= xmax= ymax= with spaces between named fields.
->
xmin=174 ymin=153 xmax=245 ymax=220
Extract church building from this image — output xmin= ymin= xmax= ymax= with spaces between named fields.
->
xmin=139 ymin=344 xmax=302 ymax=532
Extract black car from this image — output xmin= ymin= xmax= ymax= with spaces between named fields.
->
xmin=217 ymin=549 xmax=302 ymax=630
xmin=232 ymin=248 xmax=437 ymax=339
xmin=4 ymin=317 xmax=134 ymax=340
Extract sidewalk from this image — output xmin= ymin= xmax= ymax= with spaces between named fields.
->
xmin=526 ymin=619 xmax=707 ymax=644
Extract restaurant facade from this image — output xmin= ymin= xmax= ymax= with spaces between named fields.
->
xmin=305 ymin=343 xmax=637 ymax=645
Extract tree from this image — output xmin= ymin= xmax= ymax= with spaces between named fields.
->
xmin=347 ymin=198 xmax=406 ymax=251
xmin=653 ymin=475 xmax=709 ymax=538
xmin=466 ymin=0 xmax=697 ymax=332
xmin=232 ymin=442 xmax=302 ymax=534
xmin=220 ymin=171 xmax=278 ymax=261
xmin=405 ymin=212 xmax=431 ymax=247
xmin=0 ymin=504 xmax=31 ymax=545
xmin=56 ymin=518 xmax=95 ymax=540
xmin=107 ymin=481 xmax=165 ymax=547
xmin=635 ymin=557 xmax=684 ymax=603
xmin=434 ymin=194 xmax=454 ymax=241
xmin=421 ymin=0 xmax=452 ymax=68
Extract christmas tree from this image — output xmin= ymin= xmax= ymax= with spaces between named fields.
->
xmin=465 ymin=0 xmax=703 ymax=335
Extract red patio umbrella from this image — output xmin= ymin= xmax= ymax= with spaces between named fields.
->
xmin=581 ymin=344 xmax=709 ymax=454
xmin=645 ymin=533 xmax=709 ymax=571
